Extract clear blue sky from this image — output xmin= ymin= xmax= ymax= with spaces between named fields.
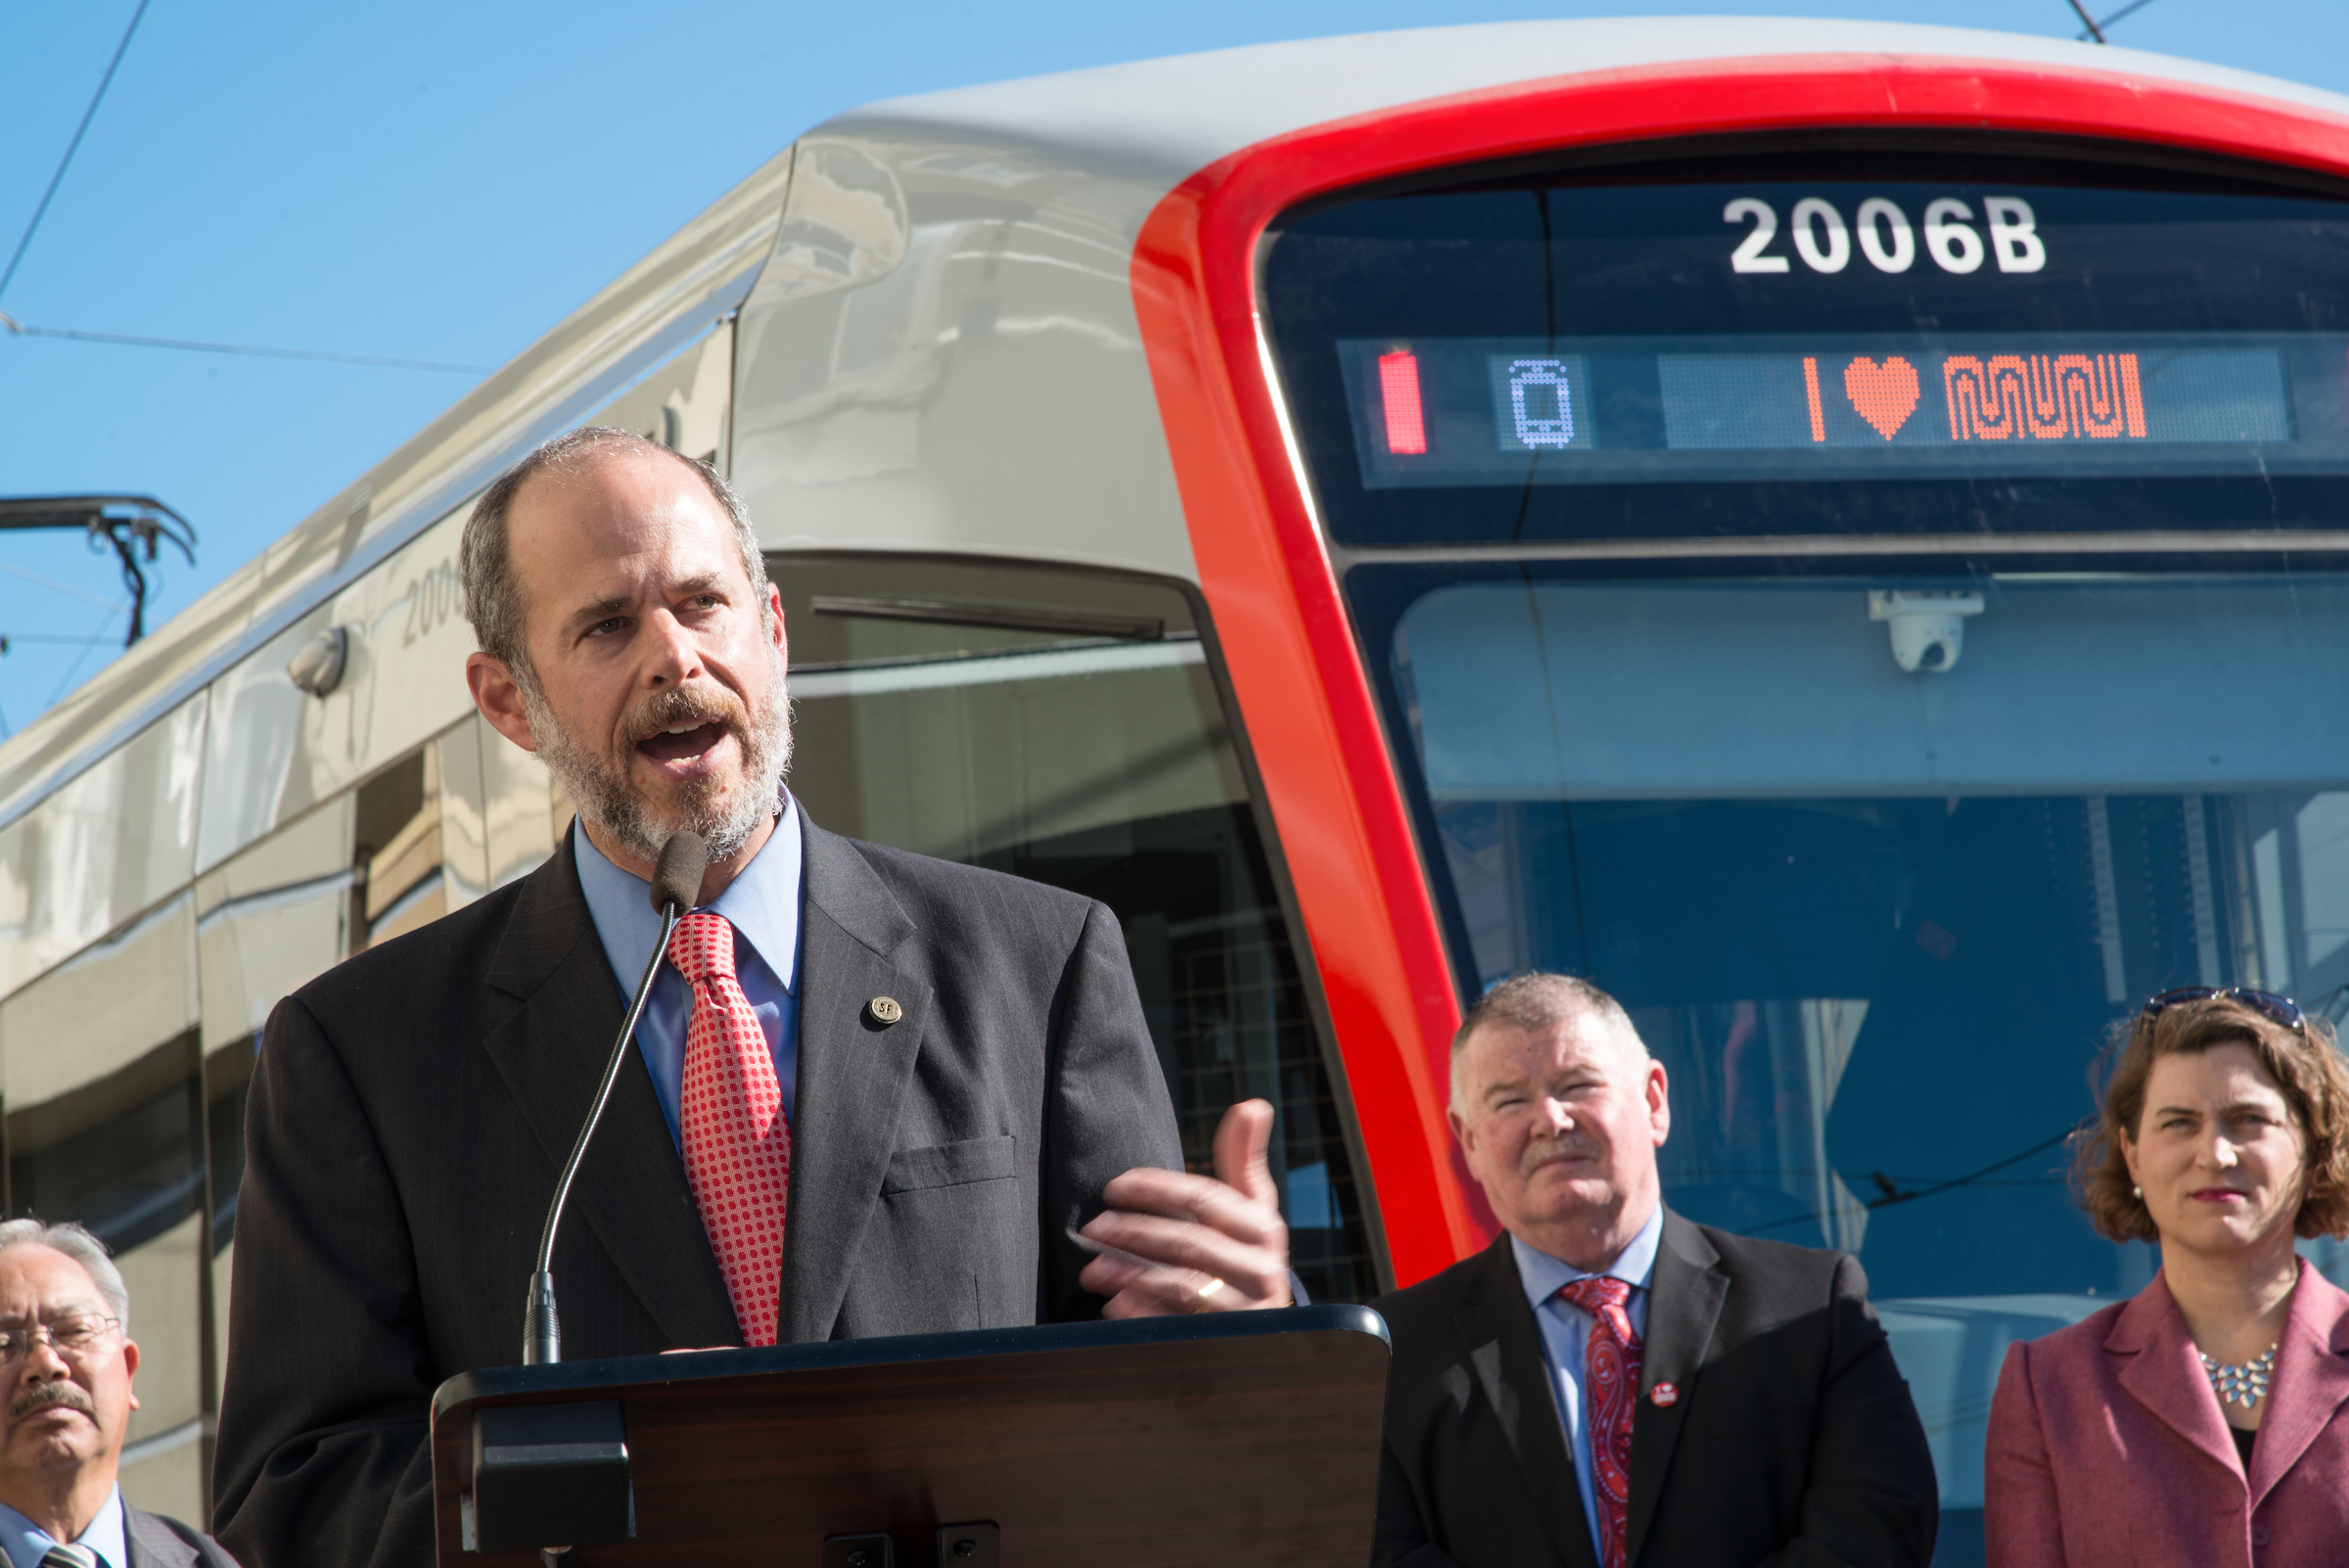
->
xmin=1 ymin=0 xmax=2342 ymax=732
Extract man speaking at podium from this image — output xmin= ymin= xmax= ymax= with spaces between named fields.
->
xmin=209 ymin=429 xmax=1292 ymax=1568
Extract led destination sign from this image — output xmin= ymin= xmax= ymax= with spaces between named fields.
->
xmin=1655 ymin=348 xmax=2280 ymax=449
xmin=1340 ymin=334 xmax=2340 ymax=488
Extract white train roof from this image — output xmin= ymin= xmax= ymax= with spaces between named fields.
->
xmin=4 ymin=18 xmax=2345 ymax=833
xmin=830 ymin=18 xmax=2349 ymax=191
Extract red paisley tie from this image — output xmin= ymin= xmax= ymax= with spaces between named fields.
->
xmin=668 ymin=909 xmax=791 ymax=1347
xmin=1559 ymin=1275 xmax=1641 ymax=1568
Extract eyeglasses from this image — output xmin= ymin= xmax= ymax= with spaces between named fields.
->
xmin=0 ymin=1315 xmax=121 ymax=1365
xmin=2141 ymin=987 xmax=2306 ymax=1035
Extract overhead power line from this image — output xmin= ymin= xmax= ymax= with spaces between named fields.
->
xmin=0 ymin=0 xmax=156 ymax=302
xmin=0 ymin=625 xmax=125 ymax=738
xmin=0 ymin=314 xmax=491 ymax=374
xmin=0 ymin=3 xmax=487 ymax=378
xmin=2070 ymin=0 xmax=2159 ymax=42
xmin=0 ymin=556 xmax=126 ymax=612
xmin=2086 ymin=0 xmax=2159 ymax=36
xmin=44 ymin=605 xmax=127 ymax=710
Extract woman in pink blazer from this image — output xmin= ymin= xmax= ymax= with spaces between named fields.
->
xmin=1986 ymin=989 xmax=2349 ymax=1568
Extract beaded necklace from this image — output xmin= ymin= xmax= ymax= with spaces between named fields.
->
xmin=2200 ymin=1343 xmax=2279 ymax=1409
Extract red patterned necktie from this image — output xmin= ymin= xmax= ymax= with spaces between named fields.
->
xmin=1558 ymin=1275 xmax=1642 ymax=1568
xmin=668 ymin=909 xmax=791 ymax=1347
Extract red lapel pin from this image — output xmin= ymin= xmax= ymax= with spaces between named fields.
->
xmin=1650 ymin=1381 xmax=1681 ymax=1407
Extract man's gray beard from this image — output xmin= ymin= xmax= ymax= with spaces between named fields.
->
xmin=520 ymin=646 xmax=793 ymax=870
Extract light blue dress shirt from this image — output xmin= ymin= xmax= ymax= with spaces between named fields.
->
xmin=0 ymin=1483 xmax=127 ymax=1568
xmin=574 ymin=794 xmax=804 ymax=1148
xmin=1511 ymin=1204 xmax=1665 ymax=1564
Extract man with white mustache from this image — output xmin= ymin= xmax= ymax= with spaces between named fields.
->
xmin=0 ymin=1222 xmax=236 ymax=1568
xmin=212 ymin=428 xmax=1291 ymax=1568
xmin=1371 ymin=974 xmax=1936 ymax=1568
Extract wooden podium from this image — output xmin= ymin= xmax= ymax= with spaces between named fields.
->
xmin=431 ymin=1305 xmax=1391 ymax=1567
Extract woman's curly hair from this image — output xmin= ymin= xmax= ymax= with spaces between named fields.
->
xmin=2072 ymin=994 xmax=2349 ymax=1243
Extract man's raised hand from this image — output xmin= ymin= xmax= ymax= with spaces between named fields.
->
xmin=1078 ymin=1098 xmax=1292 ymax=1316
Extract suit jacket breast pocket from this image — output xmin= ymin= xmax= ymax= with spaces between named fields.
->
xmin=871 ymin=1135 xmax=1024 ymax=1333
xmin=881 ymin=1134 xmax=1018 ymax=1193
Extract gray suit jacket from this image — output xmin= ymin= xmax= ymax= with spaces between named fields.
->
xmin=124 ymin=1505 xmax=239 ymax=1568
xmin=211 ymin=810 xmax=1182 ymax=1568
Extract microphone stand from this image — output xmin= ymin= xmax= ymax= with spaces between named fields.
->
xmin=522 ymin=824 xmax=707 ymax=1367
xmin=523 ymin=899 xmax=680 ymax=1365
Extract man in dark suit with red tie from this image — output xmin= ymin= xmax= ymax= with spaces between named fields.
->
xmin=209 ymin=428 xmax=1293 ymax=1568
xmin=1372 ymin=975 xmax=1938 ymax=1568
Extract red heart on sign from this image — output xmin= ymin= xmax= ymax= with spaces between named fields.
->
xmin=1843 ymin=356 xmax=1919 ymax=440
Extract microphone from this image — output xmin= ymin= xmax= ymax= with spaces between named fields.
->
xmin=523 ymin=830 xmax=709 ymax=1364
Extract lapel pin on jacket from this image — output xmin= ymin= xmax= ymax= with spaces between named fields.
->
xmin=866 ymin=995 xmax=903 ymax=1026
xmin=1650 ymin=1381 xmax=1681 ymax=1407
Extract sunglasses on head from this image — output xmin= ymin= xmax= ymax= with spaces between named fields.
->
xmin=2141 ymin=986 xmax=2305 ymax=1035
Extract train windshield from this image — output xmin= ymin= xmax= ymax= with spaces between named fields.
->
xmin=1264 ymin=146 xmax=2349 ymax=1554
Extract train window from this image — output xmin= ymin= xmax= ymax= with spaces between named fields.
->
xmin=480 ymin=716 xmax=562 ymax=892
xmin=775 ymin=554 xmax=1379 ymax=1302
xmin=1266 ymin=145 xmax=2349 ymax=1559
xmin=439 ymin=715 xmax=491 ymax=908
xmin=0 ymin=694 xmax=205 ymax=998
xmin=438 ymin=708 xmax=567 ymax=901
xmin=8 ymin=1033 xmax=205 ymax=1255
xmin=195 ymin=797 xmax=356 ymax=1251
xmin=1 ymin=899 xmax=208 ymax=1523
xmin=354 ymin=747 xmax=447 ymax=950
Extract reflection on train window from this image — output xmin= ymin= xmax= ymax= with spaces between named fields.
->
xmin=8 ymin=1033 xmax=205 ymax=1255
xmin=355 ymin=749 xmax=446 ymax=950
xmin=205 ymin=1043 xmax=255 ymax=1251
xmin=195 ymin=796 xmax=358 ymax=1253
xmin=1364 ymin=567 xmax=2349 ymax=1527
xmin=776 ymin=555 xmax=1378 ymax=1301
xmin=352 ymin=751 xmax=448 ymax=947
xmin=0 ymin=888 xmax=208 ymax=1520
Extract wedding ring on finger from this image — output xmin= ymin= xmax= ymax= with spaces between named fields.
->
xmin=1186 ymin=1277 xmax=1228 ymax=1314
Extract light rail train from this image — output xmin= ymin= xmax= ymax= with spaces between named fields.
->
xmin=4 ymin=19 xmax=2349 ymax=1560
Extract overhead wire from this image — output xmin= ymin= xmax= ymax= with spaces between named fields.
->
xmin=0 ymin=0 xmax=156 ymax=734
xmin=0 ymin=556 xmax=128 ymax=612
xmin=42 ymin=606 xmax=129 ymax=710
xmin=0 ymin=556 xmax=134 ymax=737
xmin=0 ymin=2 xmax=487 ymax=376
xmin=0 ymin=318 xmax=491 ymax=374
xmin=0 ymin=5 xmax=489 ymax=727
xmin=0 ymin=0 xmax=156 ymax=302
xmin=2070 ymin=0 xmax=2159 ymax=42
xmin=1733 ymin=1129 xmax=2077 ymax=1239
xmin=0 ymin=611 xmax=129 ymax=739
